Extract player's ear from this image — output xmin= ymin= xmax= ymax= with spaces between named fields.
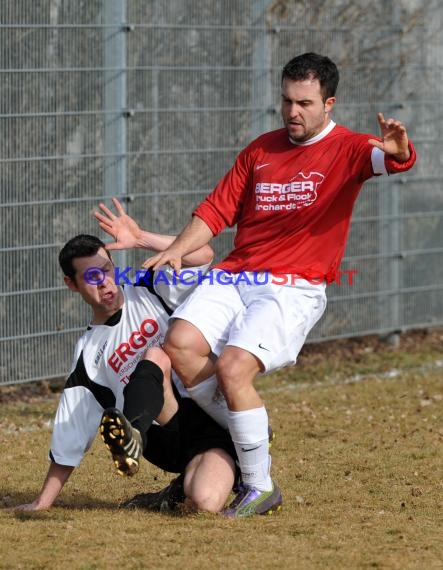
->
xmin=64 ymin=275 xmax=79 ymax=292
xmin=324 ymin=96 xmax=336 ymax=113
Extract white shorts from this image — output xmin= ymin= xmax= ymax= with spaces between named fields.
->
xmin=171 ymin=270 xmax=327 ymax=373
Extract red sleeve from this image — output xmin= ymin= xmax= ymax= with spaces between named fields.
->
xmin=384 ymin=141 xmax=417 ymax=174
xmin=193 ymin=145 xmax=253 ymax=236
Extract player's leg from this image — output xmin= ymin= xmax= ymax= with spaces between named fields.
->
xmin=184 ymin=374 xmax=230 ymax=430
xmin=165 ymin=319 xmax=215 ymax=388
xmin=123 ymin=346 xmax=174 ymax=432
xmin=122 ymin=395 xmax=237 ymax=513
xmin=219 ymin=277 xmax=326 ymax=517
xmin=100 ymin=346 xmax=176 ymax=476
xmin=183 ymin=448 xmax=236 ymax=513
xmin=164 ymin=277 xmax=243 ymax=428
xmin=178 ymin=397 xmax=238 ymax=512
xmin=215 ymin=346 xmax=283 ymax=517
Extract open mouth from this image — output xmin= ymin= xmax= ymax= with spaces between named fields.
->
xmin=101 ymin=291 xmax=115 ymax=303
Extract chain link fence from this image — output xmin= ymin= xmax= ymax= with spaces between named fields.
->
xmin=1 ymin=0 xmax=442 ymax=385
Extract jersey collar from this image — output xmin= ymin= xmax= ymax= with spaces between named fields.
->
xmin=289 ymin=120 xmax=336 ymax=146
xmin=87 ymin=309 xmax=122 ymax=330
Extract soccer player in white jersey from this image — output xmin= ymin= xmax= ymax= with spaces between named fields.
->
xmin=142 ymin=53 xmax=417 ymax=517
xmin=15 ymin=199 xmax=237 ymax=514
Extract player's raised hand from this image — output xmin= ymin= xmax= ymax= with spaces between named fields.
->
xmin=368 ymin=112 xmax=410 ymax=162
xmin=142 ymin=249 xmax=183 ymax=272
xmin=94 ymin=197 xmax=142 ymax=251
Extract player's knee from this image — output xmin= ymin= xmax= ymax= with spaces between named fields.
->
xmin=216 ymin=350 xmax=257 ymax=393
xmin=188 ymin=488 xmax=225 ymax=514
xmin=164 ymin=319 xmax=205 ymax=356
xmin=141 ymin=346 xmax=171 ymax=377
xmin=164 ymin=319 xmax=211 ymax=386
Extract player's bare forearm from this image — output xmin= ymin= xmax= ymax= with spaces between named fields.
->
xmin=137 ymin=230 xmax=213 ymax=267
xmin=143 ymin=216 xmax=215 ymax=271
xmin=14 ymin=462 xmax=74 ymax=511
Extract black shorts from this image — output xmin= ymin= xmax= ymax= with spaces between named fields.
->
xmin=142 ymin=396 xmax=237 ymax=473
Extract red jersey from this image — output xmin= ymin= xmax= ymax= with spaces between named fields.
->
xmin=193 ymin=123 xmax=416 ymax=276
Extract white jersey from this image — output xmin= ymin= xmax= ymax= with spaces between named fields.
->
xmin=50 ymin=265 xmax=208 ymax=467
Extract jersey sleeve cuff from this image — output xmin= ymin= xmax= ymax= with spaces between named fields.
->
xmin=384 ymin=141 xmax=417 ymax=174
xmin=192 ymin=210 xmax=222 ymax=237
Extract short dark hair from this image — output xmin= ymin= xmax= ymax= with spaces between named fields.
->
xmin=281 ymin=53 xmax=339 ymax=101
xmin=59 ymin=234 xmax=110 ymax=281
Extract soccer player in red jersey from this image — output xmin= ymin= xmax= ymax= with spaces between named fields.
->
xmin=143 ymin=53 xmax=416 ymax=517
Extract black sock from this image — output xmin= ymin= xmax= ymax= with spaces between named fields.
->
xmin=123 ymin=360 xmax=164 ymax=449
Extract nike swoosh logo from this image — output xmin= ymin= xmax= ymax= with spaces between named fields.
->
xmin=258 ymin=343 xmax=270 ymax=351
xmin=256 ymin=163 xmax=271 ymax=170
xmin=241 ymin=446 xmax=260 ymax=452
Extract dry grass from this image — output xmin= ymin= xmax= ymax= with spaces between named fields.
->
xmin=1 ymin=330 xmax=442 ymax=570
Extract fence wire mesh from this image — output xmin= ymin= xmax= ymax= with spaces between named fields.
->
xmin=1 ymin=0 xmax=442 ymax=384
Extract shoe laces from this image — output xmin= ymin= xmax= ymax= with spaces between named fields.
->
xmin=228 ymin=483 xmax=252 ymax=509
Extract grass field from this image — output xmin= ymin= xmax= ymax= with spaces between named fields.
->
xmin=1 ymin=330 xmax=442 ymax=569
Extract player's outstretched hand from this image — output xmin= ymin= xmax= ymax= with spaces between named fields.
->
xmin=94 ymin=197 xmax=142 ymax=251
xmin=368 ymin=112 xmax=410 ymax=162
xmin=14 ymin=500 xmax=46 ymax=512
xmin=142 ymin=249 xmax=183 ymax=272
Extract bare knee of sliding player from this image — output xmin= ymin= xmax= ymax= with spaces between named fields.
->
xmin=142 ymin=346 xmax=171 ymax=376
xmin=184 ymin=450 xmax=235 ymax=513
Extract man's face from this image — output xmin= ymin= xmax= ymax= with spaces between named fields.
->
xmin=281 ymin=77 xmax=336 ymax=143
xmin=64 ymin=248 xmax=123 ymax=322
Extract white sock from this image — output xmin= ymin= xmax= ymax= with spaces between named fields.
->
xmin=228 ymin=407 xmax=272 ymax=492
xmin=186 ymin=376 xmax=229 ymax=430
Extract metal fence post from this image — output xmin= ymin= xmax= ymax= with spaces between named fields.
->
xmin=377 ymin=1 xmax=402 ymax=341
xmin=103 ymin=0 xmax=127 ymax=270
xmin=251 ymin=0 xmax=273 ymax=139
